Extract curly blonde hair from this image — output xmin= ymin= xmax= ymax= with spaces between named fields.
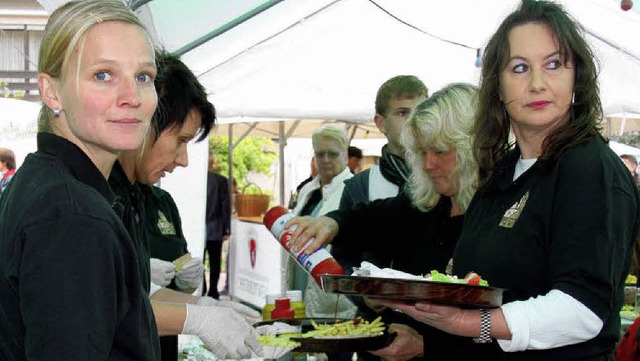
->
xmin=401 ymin=83 xmax=479 ymax=212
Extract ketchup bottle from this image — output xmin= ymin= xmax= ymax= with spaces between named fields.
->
xmin=270 ymin=298 xmax=295 ymax=320
xmin=263 ymin=206 xmax=344 ymax=285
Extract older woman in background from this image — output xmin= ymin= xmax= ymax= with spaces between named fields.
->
xmin=290 ymin=124 xmax=357 ymax=325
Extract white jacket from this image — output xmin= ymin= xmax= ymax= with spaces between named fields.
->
xmin=292 ymin=167 xmax=353 ymax=217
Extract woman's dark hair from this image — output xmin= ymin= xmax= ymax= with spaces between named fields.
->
xmin=474 ymin=0 xmax=604 ymax=190
xmin=152 ymin=49 xmax=216 ymax=142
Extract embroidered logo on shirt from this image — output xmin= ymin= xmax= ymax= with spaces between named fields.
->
xmin=499 ymin=191 xmax=529 ymax=228
xmin=157 ymin=210 xmax=176 ymax=235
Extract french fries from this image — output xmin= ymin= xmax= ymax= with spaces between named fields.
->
xmin=256 ymin=317 xmax=386 ymax=348
xmin=299 ymin=317 xmax=385 ymax=338
xmin=257 ymin=334 xmax=301 ymax=348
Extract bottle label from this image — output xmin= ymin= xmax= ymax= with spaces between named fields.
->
xmin=296 ymin=246 xmax=333 ymax=273
xmin=269 ymin=213 xmax=295 ymax=240
xmin=268 ymin=213 xmax=333 ymax=274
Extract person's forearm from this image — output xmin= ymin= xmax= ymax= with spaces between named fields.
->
xmin=433 ymin=306 xmax=512 ymax=340
xmin=151 ymin=301 xmax=187 ymax=336
xmin=151 ymin=287 xmax=199 ymax=304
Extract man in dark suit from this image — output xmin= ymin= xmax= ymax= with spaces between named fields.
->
xmin=203 ymin=153 xmax=231 ymax=299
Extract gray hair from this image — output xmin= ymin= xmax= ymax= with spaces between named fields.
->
xmin=312 ymin=124 xmax=349 ymax=152
xmin=401 ymin=83 xmax=479 ymax=212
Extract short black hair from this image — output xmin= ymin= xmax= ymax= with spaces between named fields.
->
xmin=152 ymin=49 xmax=216 ymax=142
xmin=348 ymin=146 xmax=363 ymax=159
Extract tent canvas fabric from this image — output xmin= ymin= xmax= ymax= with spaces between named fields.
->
xmin=169 ymin=0 xmax=640 ymax=121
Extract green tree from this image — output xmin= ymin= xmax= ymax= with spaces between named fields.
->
xmin=209 ymin=135 xmax=277 ymax=194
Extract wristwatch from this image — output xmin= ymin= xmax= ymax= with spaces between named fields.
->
xmin=473 ymin=308 xmax=492 ymax=344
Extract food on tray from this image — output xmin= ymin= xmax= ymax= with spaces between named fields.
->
xmin=352 ymin=262 xmax=489 ymax=286
xmin=172 ymin=253 xmax=191 ymax=271
xmin=257 ymin=334 xmax=301 ymax=348
xmin=425 ymin=270 xmax=489 ymax=286
xmin=621 ymin=305 xmax=638 ymax=320
xmin=255 ymin=317 xmax=386 ymax=346
xmin=626 ymin=274 xmax=637 ymax=285
xmin=298 ymin=317 xmax=385 ymax=338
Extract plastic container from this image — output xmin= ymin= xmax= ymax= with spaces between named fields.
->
xmin=286 ymin=290 xmax=306 ymax=318
xmin=263 ymin=206 xmax=344 ymax=285
xmin=262 ymin=293 xmax=280 ymax=321
xmin=271 ymin=298 xmax=295 ymax=320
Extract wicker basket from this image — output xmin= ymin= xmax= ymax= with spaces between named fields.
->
xmin=235 ymin=182 xmax=270 ymax=217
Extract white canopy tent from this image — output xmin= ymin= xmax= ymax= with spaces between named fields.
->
xmin=30 ymin=0 xmax=640 ymax=260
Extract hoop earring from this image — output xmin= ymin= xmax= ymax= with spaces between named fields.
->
xmin=571 ymin=91 xmax=576 ymax=105
xmin=53 ymin=108 xmax=61 ymax=118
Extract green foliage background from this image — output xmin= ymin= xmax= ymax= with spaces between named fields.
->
xmin=209 ymin=135 xmax=277 ymax=194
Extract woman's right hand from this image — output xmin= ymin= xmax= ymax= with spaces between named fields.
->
xmin=285 ymin=215 xmax=339 ymax=254
xmin=370 ymin=324 xmax=424 ymax=361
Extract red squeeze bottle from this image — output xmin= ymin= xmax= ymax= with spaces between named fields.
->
xmin=270 ymin=298 xmax=295 ymax=320
xmin=263 ymin=206 xmax=344 ymax=285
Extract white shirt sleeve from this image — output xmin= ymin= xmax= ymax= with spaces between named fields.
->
xmin=497 ymin=289 xmax=603 ymax=351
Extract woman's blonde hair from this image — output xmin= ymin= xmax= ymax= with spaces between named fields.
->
xmin=37 ymin=0 xmax=151 ymax=132
xmin=401 ymin=83 xmax=479 ymax=213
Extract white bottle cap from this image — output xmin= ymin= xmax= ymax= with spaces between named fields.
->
xmin=286 ymin=290 xmax=302 ymax=302
xmin=265 ymin=293 xmax=282 ymax=305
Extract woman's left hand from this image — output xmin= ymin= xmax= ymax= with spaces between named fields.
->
xmin=376 ymin=300 xmax=471 ymax=337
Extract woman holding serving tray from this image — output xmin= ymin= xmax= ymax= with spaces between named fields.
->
xmin=380 ymin=1 xmax=639 ymax=359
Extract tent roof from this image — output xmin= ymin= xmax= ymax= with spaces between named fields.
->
xmin=34 ymin=0 xmax=640 ymax=122
xmin=211 ymin=117 xmax=385 ymax=139
xmin=161 ymin=0 xmax=640 ymax=121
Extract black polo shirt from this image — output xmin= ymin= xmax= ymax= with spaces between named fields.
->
xmin=0 ymin=132 xmax=160 ymax=361
xmin=142 ymin=185 xmax=188 ymax=263
xmin=109 ymin=161 xmax=152 ymax=293
xmin=454 ymin=138 xmax=640 ymax=360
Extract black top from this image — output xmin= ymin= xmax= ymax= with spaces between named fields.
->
xmin=140 ymin=185 xmax=187 ymax=361
xmin=205 ymin=172 xmax=231 ymax=241
xmin=339 ymin=167 xmax=372 ymax=210
xmin=109 ymin=161 xmax=152 ymax=293
xmin=0 ymin=132 xmax=160 ymax=361
xmin=454 ymin=138 xmax=640 ymax=360
xmin=143 ymin=185 xmax=188 ymax=264
xmin=327 ymin=192 xmax=464 ymax=360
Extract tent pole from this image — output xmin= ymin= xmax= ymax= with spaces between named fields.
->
xmin=279 ymin=121 xmax=285 ymax=206
xmin=228 ymin=124 xmax=234 ymax=209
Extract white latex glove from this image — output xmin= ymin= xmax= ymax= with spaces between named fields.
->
xmin=175 ymin=257 xmax=204 ymax=290
xmin=150 ymin=258 xmax=176 ymax=287
xmin=182 ymin=304 xmax=263 ymax=359
xmin=197 ymin=296 xmax=262 ymax=324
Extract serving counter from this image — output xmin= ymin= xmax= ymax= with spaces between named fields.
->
xmin=228 ymin=216 xmax=288 ymax=309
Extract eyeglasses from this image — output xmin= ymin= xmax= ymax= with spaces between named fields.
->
xmin=314 ymin=151 xmax=341 ymax=159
